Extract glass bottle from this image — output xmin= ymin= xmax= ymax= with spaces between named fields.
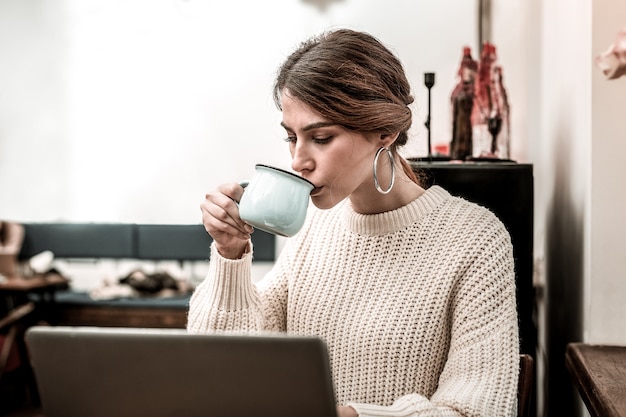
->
xmin=471 ymin=42 xmax=498 ymax=157
xmin=493 ymin=65 xmax=511 ymax=159
xmin=449 ymin=46 xmax=477 ymax=161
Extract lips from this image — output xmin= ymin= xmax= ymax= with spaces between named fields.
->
xmin=310 ymin=187 xmax=323 ymax=196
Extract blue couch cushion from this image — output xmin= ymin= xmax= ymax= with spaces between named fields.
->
xmin=54 ymin=290 xmax=190 ymax=309
xmin=20 ymin=223 xmax=135 ymax=259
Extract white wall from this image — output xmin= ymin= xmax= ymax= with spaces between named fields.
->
xmin=0 ymin=0 xmax=485 ymax=224
xmin=528 ymin=0 xmax=626 ymax=355
xmin=491 ymin=0 xmax=626 ymax=416
xmin=536 ymin=1 xmax=591 ymax=415
xmin=590 ymin=0 xmax=626 ymax=344
xmin=0 ymin=1 xmax=72 ymax=219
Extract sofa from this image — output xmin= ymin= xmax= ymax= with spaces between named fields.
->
xmin=17 ymin=223 xmax=276 ymax=328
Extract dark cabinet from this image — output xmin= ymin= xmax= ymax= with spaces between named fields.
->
xmin=410 ymin=161 xmax=535 ymax=356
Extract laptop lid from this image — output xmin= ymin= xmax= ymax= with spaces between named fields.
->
xmin=26 ymin=326 xmax=338 ymax=417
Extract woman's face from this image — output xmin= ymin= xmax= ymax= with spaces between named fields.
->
xmin=280 ymin=91 xmax=382 ymax=210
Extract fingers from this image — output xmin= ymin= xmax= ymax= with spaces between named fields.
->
xmin=218 ymin=182 xmax=246 ymax=204
xmin=201 ymin=184 xmax=253 ymax=241
xmin=202 ymin=197 xmax=252 ymax=240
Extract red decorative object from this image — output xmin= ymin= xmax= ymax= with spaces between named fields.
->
xmin=450 ymin=47 xmax=478 ymax=161
xmin=467 ymin=42 xmax=511 ymax=159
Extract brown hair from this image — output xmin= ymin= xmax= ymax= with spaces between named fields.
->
xmin=273 ymin=29 xmax=419 ymax=183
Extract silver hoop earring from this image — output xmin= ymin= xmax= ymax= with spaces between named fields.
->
xmin=373 ymin=147 xmax=395 ymax=194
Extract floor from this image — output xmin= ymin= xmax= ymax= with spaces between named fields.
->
xmin=3 ymin=408 xmax=43 ymax=417
xmin=0 ymin=374 xmax=42 ymax=417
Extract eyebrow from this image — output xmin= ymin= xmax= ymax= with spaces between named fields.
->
xmin=280 ymin=121 xmax=338 ymax=132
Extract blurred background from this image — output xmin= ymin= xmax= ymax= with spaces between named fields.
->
xmin=2 ymin=2 xmax=626 ymax=416
xmin=0 ymin=0 xmax=531 ymax=224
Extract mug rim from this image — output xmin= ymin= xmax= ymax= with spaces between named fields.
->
xmin=255 ymin=164 xmax=315 ymax=188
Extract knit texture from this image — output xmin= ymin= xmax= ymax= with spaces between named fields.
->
xmin=187 ymin=186 xmax=520 ymax=417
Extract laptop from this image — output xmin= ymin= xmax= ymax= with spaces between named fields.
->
xmin=25 ymin=326 xmax=338 ymax=417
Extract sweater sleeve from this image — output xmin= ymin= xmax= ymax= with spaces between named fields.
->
xmin=348 ymin=219 xmax=520 ymax=417
xmin=186 ymin=242 xmax=264 ymax=333
xmin=186 ymin=240 xmax=292 ymax=334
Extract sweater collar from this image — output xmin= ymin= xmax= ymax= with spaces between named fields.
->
xmin=341 ymin=185 xmax=451 ymax=235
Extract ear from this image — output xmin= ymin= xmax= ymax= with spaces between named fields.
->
xmin=380 ymin=132 xmax=400 ymax=148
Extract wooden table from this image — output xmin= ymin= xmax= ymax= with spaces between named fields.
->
xmin=0 ymin=274 xmax=69 ymax=292
xmin=0 ymin=274 xmax=70 ymax=323
xmin=566 ymin=343 xmax=626 ymax=417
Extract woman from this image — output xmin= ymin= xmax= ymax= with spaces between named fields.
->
xmin=188 ymin=29 xmax=520 ymax=417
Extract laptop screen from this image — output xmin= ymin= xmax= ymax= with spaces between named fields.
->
xmin=26 ymin=326 xmax=338 ymax=417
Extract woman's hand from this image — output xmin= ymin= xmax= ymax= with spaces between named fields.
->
xmin=200 ymin=183 xmax=254 ymax=259
xmin=336 ymin=405 xmax=358 ymax=417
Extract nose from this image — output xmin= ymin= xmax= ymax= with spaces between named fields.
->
xmin=290 ymin=141 xmax=313 ymax=173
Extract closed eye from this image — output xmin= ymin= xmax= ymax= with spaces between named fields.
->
xmin=312 ymin=136 xmax=332 ymax=144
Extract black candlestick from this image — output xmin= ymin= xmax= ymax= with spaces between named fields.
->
xmin=424 ymin=73 xmax=435 ymax=159
xmin=488 ymin=115 xmax=502 ymax=154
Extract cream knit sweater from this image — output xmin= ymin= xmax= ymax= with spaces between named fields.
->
xmin=187 ymin=186 xmax=520 ymax=417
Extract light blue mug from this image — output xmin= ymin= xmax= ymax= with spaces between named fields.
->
xmin=239 ymin=164 xmax=315 ymax=237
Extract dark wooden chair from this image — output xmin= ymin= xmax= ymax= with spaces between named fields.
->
xmin=518 ymin=353 xmax=534 ymax=417
xmin=0 ymin=301 xmax=39 ymax=412
xmin=0 ymin=302 xmax=34 ymax=378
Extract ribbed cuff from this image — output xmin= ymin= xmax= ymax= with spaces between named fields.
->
xmin=205 ymin=241 xmax=257 ymax=311
xmin=347 ymin=394 xmax=430 ymax=417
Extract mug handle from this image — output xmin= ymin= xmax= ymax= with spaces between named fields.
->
xmin=230 ymin=181 xmax=249 ymax=206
